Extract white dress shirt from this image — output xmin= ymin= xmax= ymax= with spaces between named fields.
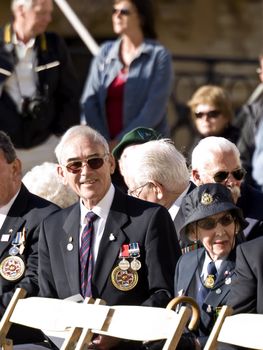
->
xmin=79 ymin=184 xmax=115 ymax=263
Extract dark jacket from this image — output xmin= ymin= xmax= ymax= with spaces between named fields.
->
xmin=237 ymin=98 xmax=263 ymax=187
xmin=39 ymin=187 xmax=181 ymax=307
xmin=174 ymin=248 xmax=236 ymax=348
xmin=0 ymin=26 xmax=80 ymax=148
xmin=0 ymin=184 xmax=59 ymax=343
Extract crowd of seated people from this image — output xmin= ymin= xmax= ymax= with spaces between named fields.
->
xmin=1 ymin=0 xmax=263 ymax=349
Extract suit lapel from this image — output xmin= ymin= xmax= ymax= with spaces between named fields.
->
xmin=0 ymin=186 xmax=28 ymax=259
xmin=93 ymin=190 xmax=129 ymax=295
xmin=61 ymin=204 xmax=81 ymax=296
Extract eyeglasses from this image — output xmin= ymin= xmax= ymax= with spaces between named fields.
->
xmin=195 ymin=110 xmax=221 ymax=119
xmin=112 ymin=7 xmax=131 ymax=16
xmin=128 ymin=183 xmax=150 ymax=198
xmin=213 ymin=168 xmax=246 ymax=183
xmin=65 ymin=154 xmax=109 ymax=174
xmin=197 ymin=213 xmax=234 ymax=230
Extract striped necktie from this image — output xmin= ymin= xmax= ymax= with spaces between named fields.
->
xmin=79 ymin=211 xmax=98 ymax=298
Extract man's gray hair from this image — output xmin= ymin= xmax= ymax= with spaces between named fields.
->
xmin=127 ymin=139 xmax=189 ymax=191
xmin=55 ymin=125 xmax=110 ymax=165
xmin=11 ymin=0 xmax=34 ymax=11
xmin=0 ymin=131 xmax=17 ymax=163
xmin=191 ymin=136 xmax=241 ymax=171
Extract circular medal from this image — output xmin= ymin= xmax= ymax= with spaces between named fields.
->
xmin=9 ymin=246 xmax=19 ymax=256
xmin=204 ymin=275 xmax=215 ymax=288
xmin=111 ymin=266 xmax=138 ymax=291
xmin=118 ymin=259 xmax=130 ymax=271
xmin=0 ymin=256 xmax=25 ymax=281
xmin=130 ymin=259 xmax=141 ymax=271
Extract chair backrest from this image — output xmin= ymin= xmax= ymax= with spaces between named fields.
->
xmin=205 ymin=310 xmax=263 ymax=350
xmin=86 ymin=304 xmax=192 ymax=350
xmin=1 ymin=290 xmax=195 ymax=350
xmin=0 ymin=288 xmax=109 ymax=350
xmin=0 ymin=287 xmax=27 ymax=350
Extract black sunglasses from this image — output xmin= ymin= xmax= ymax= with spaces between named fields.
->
xmin=112 ymin=7 xmax=131 ymax=16
xmin=195 ymin=110 xmax=221 ymax=119
xmin=197 ymin=213 xmax=234 ymax=230
xmin=65 ymin=154 xmax=109 ymax=174
xmin=213 ymin=168 xmax=246 ymax=183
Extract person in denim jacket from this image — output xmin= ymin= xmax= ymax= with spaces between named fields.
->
xmin=82 ymin=0 xmax=173 ymax=151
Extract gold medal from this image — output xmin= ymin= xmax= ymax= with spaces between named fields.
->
xmin=0 ymin=256 xmax=25 ymax=281
xmin=204 ymin=274 xmax=215 ymax=288
xmin=111 ymin=266 xmax=138 ymax=291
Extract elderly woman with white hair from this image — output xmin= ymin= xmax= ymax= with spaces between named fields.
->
xmin=22 ymin=162 xmax=78 ymax=208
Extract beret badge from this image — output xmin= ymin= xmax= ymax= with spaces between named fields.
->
xmin=201 ymin=192 xmax=213 ymax=205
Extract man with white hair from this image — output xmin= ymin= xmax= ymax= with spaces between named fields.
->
xmin=191 ymin=136 xmax=263 ymax=240
xmin=0 ymin=0 xmax=79 ymax=173
xmin=124 ymin=139 xmax=195 ymax=248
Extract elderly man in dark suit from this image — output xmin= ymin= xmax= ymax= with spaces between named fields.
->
xmin=38 ymin=125 xmax=181 ymax=349
xmin=0 ymin=130 xmax=59 ymax=344
xmin=229 ymin=236 xmax=263 ymax=314
xmin=191 ymin=136 xmax=263 ymax=241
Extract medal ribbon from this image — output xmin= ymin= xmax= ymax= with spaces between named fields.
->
xmin=129 ymin=242 xmax=140 ymax=257
xmin=119 ymin=244 xmax=130 ymax=258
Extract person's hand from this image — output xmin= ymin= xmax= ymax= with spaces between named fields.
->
xmin=88 ymin=334 xmax=121 ymax=350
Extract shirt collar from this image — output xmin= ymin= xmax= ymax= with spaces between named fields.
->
xmin=80 ymin=184 xmax=115 ymax=224
xmin=0 ymin=188 xmax=21 ymax=215
xmin=168 ymin=184 xmax=190 ymax=220
xmin=201 ymin=251 xmax=224 ymax=278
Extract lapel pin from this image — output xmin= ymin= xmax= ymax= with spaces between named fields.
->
xmin=67 ymin=236 xmax=74 ymax=251
xmin=109 ymin=233 xmax=116 ymax=241
xmin=8 ymin=229 xmax=13 ymax=233
xmin=225 ymin=277 xmax=232 ymax=285
xmin=216 ymin=288 xmax=222 ymax=294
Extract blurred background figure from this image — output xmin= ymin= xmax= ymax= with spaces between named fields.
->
xmin=187 ymin=85 xmax=239 ymax=159
xmin=0 ymin=0 xmax=80 ymax=174
xmin=82 ymin=0 xmax=173 ymax=151
xmin=236 ymin=50 xmax=263 ymax=189
xmin=22 ymin=162 xmax=78 ymax=208
xmin=112 ymin=126 xmax=162 ymax=191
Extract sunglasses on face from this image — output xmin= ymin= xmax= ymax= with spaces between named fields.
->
xmin=197 ymin=213 xmax=234 ymax=230
xmin=112 ymin=7 xmax=131 ymax=16
xmin=213 ymin=168 xmax=246 ymax=183
xmin=65 ymin=154 xmax=109 ymax=174
xmin=194 ymin=110 xmax=221 ymax=119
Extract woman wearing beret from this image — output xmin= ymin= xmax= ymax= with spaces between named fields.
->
xmin=174 ymin=183 xmax=248 ymax=349
xmin=82 ymin=0 xmax=173 ymax=151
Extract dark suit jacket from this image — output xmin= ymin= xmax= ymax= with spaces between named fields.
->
xmin=0 ymin=184 xmax=59 ymax=343
xmin=174 ymin=248 xmax=236 ymax=347
xmin=39 ymin=187 xmax=181 ymax=307
xmin=229 ymin=237 xmax=263 ymax=314
xmin=237 ymin=182 xmax=263 ymax=241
